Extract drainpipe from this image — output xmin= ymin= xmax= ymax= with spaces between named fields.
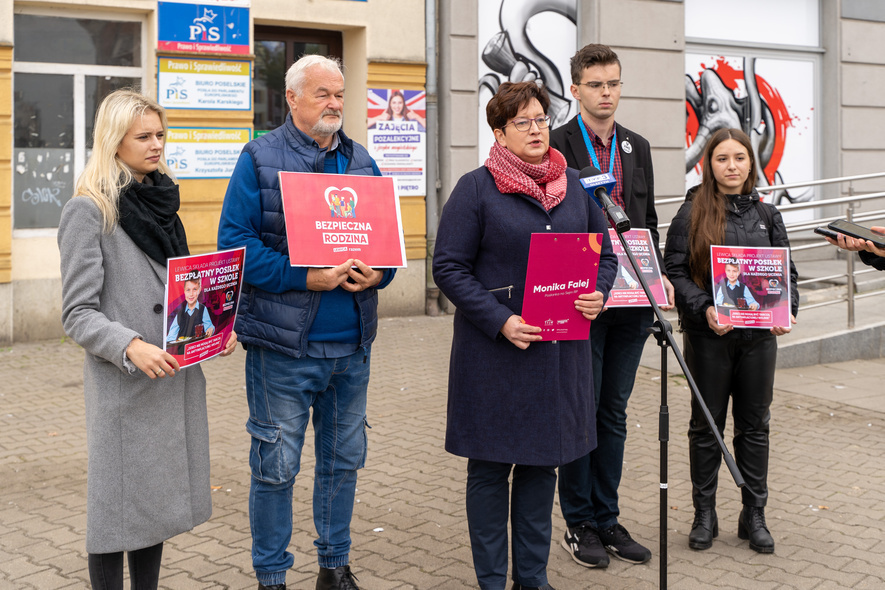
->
xmin=424 ymin=0 xmax=442 ymax=315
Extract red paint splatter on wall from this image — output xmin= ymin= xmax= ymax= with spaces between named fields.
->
xmin=686 ymin=57 xmax=793 ymax=184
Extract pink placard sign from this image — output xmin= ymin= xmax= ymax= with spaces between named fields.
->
xmin=163 ymin=247 xmax=245 ymax=368
xmin=280 ymin=172 xmax=407 ymax=268
xmin=521 ymin=233 xmax=602 ymax=341
xmin=710 ymin=245 xmax=791 ymax=329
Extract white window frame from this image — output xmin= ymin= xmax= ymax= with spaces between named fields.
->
xmin=11 ymin=7 xmax=148 ymax=238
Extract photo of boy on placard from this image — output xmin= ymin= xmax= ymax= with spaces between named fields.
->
xmin=167 ymin=277 xmax=215 ymax=342
xmin=714 ymin=260 xmax=759 ymax=311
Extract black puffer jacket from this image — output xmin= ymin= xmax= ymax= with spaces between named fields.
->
xmin=663 ymin=187 xmax=799 ymax=337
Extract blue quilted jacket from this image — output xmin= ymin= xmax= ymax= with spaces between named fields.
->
xmin=217 ymin=114 xmax=394 ymax=358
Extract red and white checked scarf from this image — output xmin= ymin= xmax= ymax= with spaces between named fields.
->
xmin=484 ymin=142 xmax=568 ymax=211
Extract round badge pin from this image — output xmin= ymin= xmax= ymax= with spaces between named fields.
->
xmin=621 ymin=140 xmax=633 ymax=154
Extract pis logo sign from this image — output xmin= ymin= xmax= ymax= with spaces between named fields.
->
xmin=165 ymin=145 xmax=188 ymax=171
xmin=189 ymin=8 xmax=221 ymax=42
xmin=158 ymin=1 xmax=250 ymax=54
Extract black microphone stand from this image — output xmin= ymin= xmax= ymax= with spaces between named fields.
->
xmin=601 ymin=204 xmax=745 ymax=590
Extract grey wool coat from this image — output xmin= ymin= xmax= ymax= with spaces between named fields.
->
xmin=58 ymin=197 xmax=211 ymax=554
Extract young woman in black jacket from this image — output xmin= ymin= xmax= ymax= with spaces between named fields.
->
xmin=664 ymin=128 xmax=798 ymax=554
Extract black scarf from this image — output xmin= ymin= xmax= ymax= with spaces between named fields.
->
xmin=118 ymin=171 xmax=189 ymax=265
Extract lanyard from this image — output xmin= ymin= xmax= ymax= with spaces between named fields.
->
xmin=577 ymin=114 xmax=616 ymax=175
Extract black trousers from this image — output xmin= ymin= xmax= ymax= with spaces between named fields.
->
xmin=88 ymin=542 xmax=163 ymax=590
xmin=683 ymin=332 xmax=777 ymax=509
xmin=465 ymin=459 xmax=557 ymax=590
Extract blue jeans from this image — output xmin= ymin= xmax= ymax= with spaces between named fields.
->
xmin=558 ymin=307 xmax=653 ymax=530
xmin=245 ymin=346 xmax=371 ymax=587
xmin=466 ymin=459 xmax=557 ymax=590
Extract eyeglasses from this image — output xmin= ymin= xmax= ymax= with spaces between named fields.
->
xmin=502 ymin=116 xmax=551 ymax=132
xmin=578 ymin=80 xmax=623 ymax=91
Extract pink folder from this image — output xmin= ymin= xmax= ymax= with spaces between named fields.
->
xmin=521 ymin=233 xmax=602 ymax=341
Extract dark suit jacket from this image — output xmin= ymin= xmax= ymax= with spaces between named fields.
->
xmin=550 ymin=116 xmax=662 ymax=264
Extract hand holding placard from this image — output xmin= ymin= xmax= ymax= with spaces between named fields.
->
xmin=500 ymin=315 xmax=542 ymax=350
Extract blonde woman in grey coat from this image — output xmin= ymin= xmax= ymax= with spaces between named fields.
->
xmin=58 ymin=89 xmax=237 ymax=590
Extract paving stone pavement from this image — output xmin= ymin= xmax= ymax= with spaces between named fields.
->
xmin=1 ymin=315 xmax=884 ymax=589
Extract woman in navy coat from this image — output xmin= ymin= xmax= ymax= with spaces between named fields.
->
xmin=433 ymin=81 xmax=617 ymax=590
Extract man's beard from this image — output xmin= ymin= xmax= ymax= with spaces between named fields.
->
xmin=312 ymin=109 xmax=343 ymax=137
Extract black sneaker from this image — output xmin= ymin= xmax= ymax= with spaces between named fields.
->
xmin=561 ymin=522 xmax=609 ymax=568
xmin=316 ymin=565 xmax=360 ymax=590
xmin=598 ymin=523 xmax=652 ymax=564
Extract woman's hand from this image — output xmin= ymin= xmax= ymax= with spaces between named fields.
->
xmin=126 ymin=337 xmax=180 ymax=379
xmin=867 ymin=227 xmax=885 ymax=257
xmin=220 ymin=331 xmax=238 ymax=356
xmin=575 ymin=291 xmax=605 ymax=321
xmin=825 ymin=232 xmax=866 ymax=252
xmin=500 ymin=315 xmax=542 ymax=350
xmin=824 ymin=227 xmax=885 ymax=257
xmin=771 ymin=314 xmax=797 ymax=336
xmin=706 ymin=305 xmax=733 ymax=336
xmin=660 ymin=275 xmax=675 ymax=311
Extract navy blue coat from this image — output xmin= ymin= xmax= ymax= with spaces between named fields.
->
xmin=433 ymin=165 xmax=618 ymax=466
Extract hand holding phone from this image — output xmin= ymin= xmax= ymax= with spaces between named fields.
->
xmin=827 ymin=219 xmax=885 ymax=249
xmin=814 ymin=225 xmax=839 ymax=240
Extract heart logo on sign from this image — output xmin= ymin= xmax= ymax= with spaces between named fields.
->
xmin=324 ymin=186 xmax=358 ymax=219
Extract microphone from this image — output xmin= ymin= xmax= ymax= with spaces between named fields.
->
xmin=579 ymin=166 xmax=631 ymax=233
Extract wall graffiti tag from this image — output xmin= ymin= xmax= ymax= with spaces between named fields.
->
xmin=685 ymin=54 xmax=815 ymax=207
xmin=14 ymin=148 xmax=74 ymax=229
xmin=477 ymin=0 xmax=577 ymax=166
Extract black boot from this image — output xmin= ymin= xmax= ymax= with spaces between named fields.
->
xmin=688 ymin=508 xmax=718 ymax=550
xmin=316 ymin=565 xmax=360 ymax=590
xmin=258 ymin=584 xmax=285 ymax=590
xmin=510 ymin=584 xmax=555 ymax=590
xmin=738 ymin=506 xmax=774 ymax=553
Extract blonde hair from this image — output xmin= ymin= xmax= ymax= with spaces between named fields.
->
xmin=74 ymin=89 xmax=174 ymax=232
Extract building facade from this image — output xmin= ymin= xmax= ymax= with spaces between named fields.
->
xmin=2 ymin=0 xmax=885 ymax=343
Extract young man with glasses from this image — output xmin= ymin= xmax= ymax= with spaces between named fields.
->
xmin=551 ymin=43 xmax=674 ymax=570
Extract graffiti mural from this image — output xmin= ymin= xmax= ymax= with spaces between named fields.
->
xmin=477 ymin=0 xmax=577 ymax=165
xmin=685 ymin=54 xmax=815 ymax=206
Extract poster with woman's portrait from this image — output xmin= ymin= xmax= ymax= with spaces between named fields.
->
xmin=367 ymin=88 xmax=426 ymax=196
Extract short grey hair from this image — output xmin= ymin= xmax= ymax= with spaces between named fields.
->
xmin=285 ymin=55 xmax=344 ymax=96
